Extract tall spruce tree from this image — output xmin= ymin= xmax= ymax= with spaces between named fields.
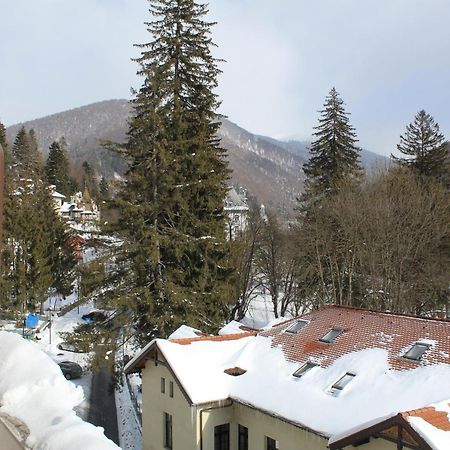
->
xmin=111 ymin=0 xmax=231 ymax=341
xmin=81 ymin=161 xmax=99 ymax=199
xmin=45 ymin=140 xmax=73 ymax=196
xmin=392 ymin=110 xmax=448 ymax=180
xmin=0 ymin=121 xmax=7 ymax=150
xmin=12 ymin=127 xmax=42 ymax=179
xmin=301 ymin=88 xmax=361 ymax=206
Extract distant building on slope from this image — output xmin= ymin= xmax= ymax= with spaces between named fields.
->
xmin=125 ymin=306 xmax=450 ymax=450
xmin=56 ymin=187 xmax=100 ymax=224
xmin=224 ymin=187 xmax=249 ymax=240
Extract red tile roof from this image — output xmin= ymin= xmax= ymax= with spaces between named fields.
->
xmin=260 ymin=306 xmax=450 ymax=370
xmin=401 ymin=404 xmax=450 ymax=431
xmin=170 ymin=332 xmax=255 ymax=345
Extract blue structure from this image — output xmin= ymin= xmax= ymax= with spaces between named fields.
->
xmin=25 ymin=313 xmax=39 ymax=328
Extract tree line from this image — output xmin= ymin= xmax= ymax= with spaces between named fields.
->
xmin=230 ymin=89 xmax=450 ymax=320
xmin=0 ymin=123 xmax=109 ymax=318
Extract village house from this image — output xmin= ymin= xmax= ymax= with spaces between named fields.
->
xmin=57 ymin=188 xmax=100 ymax=224
xmin=125 ymin=306 xmax=450 ymax=450
xmin=224 ymin=187 xmax=249 ymax=240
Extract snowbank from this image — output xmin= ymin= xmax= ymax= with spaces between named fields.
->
xmin=168 ymin=325 xmax=202 ymax=340
xmin=0 ymin=331 xmax=119 ymax=450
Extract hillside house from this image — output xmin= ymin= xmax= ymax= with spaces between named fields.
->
xmin=125 ymin=306 xmax=450 ymax=450
xmin=50 ymin=185 xmax=66 ymax=209
xmin=59 ymin=188 xmax=100 ymax=223
xmin=224 ymin=187 xmax=249 ymax=240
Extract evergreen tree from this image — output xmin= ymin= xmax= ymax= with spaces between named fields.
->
xmin=12 ymin=127 xmax=42 ymax=179
xmin=2 ymin=180 xmax=76 ymax=314
xmin=45 ymin=140 xmax=73 ymax=196
xmin=0 ymin=121 xmax=7 ymax=151
xmin=81 ymin=161 xmax=99 ymax=199
xmin=392 ymin=110 xmax=448 ymax=180
xmin=110 ymin=0 xmax=231 ymax=341
xmin=301 ymin=88 xmax=361 ymax=206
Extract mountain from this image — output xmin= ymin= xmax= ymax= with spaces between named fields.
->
xmin=6 ymin=99 xmax=388 ymax=215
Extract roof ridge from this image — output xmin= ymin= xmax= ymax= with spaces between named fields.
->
xmin=169 ymin=331 xmax=255 ymax=345
xmin=318 ymin=305 xmax=450 ymax=324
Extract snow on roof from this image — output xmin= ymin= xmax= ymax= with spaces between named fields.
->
xmin=219 ymin=320 xmax=251 ymax=336
xmin=52 ymin=191 xmax=65 ymax=199
xmin=60 ymin=202 xmax=76 ymax=213
xmin=404 ymin=400 xmax=450 ymax=449
xmin=128 ymin=307 xmax=450 ymax=438
xmin=0 ymin=331 xmax=119 ymax=450
xmin=329 ymin=399 xmax=450 ymax=449
xmin=168 ymin=325 xmax=203 ymax=340
xmin=156 ymin=334 xmax=450 ymax=437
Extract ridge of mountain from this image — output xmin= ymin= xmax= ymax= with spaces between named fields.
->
xmin=6 ymin=99 xmax=388 ymax=215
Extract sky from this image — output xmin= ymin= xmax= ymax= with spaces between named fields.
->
xmin=1 ymin=0 xmax=450 ymax=156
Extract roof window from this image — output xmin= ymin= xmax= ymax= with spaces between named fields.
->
xmin=403 ymin=342 xmax=431 ymax=361
xmin=285 ymin=319 xmax=309 ymax=334
xmin=319 ymin=327 xmax=343 ymax=343
xmin=330 ymin=372 xmax=356 ymax=395
xmin=292 ymin=362 xmax=318 ymax=378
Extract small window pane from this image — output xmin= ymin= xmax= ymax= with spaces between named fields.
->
xmin=164 ymin=412 xmax=172 ymax=449
xmin=266 ymin=436 xmax=279 ymax=450
xmin=332 ymin=373 xmax=356 ymax=391
xmin=214 ymin=424 xmax=230 ymax=450
xmin=404 ymin=343 xmax=430 ymax=361
xmin=285 ymin=319 xmax=308 ymax=334
xmin=238 ymin=424 xmax=248 ymax=450
xmin=293 ymin=362 xmax=318 ymax=378
xmin=319 ymin=327 xmax=343 ymax=343
xmin=161 ymin=377 xmax=165 ymax=394
xmin=169 ymin=381 xmax=174 ymax=398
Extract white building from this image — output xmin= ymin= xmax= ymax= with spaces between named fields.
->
xmin=125 ymin=306 xmax=450 ymax=450
xmin=224 ymin=187 xmax=249 ymax=240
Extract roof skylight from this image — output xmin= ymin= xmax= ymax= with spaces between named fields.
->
xmin=285 ymin=319 xmax=309 ymax=334
xmin=292 ymin=362 xmax=318 ymax=378
xmin=330 ymin=373 xmax=356 ymax=396
xmin=403 ymin=342 xmax=431 ymax=361
xmin=319 ymin=327 xmax=343 ymax=343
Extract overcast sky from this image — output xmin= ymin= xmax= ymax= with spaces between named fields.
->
xmin=1 ymin=0 xmax=450 ymax=156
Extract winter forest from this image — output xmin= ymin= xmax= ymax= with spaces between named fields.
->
xmin=0 ymin=1 xmax=449 ymax=347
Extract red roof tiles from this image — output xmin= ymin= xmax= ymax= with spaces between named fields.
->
xmin=401 ymin=404 xmax=450 ymax=431
xmin=170 ymin=332 xmax=255 ymax=345
xmin=260 ymin=305 xmax=450 ymax=370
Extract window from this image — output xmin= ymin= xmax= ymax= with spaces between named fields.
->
xmin=266 ymin=436 xmax=279 ymax=450
xmin=331 ymin=373 xmax=356 ymax=393
xmin=285 ymin=319 xmax=309 ymax=334
xmin=161 ymin=377 xmax=166 ymax=394
xmin=214 ymin=424 xmax=230 ymax=450
xmin=169 ymin=381 xmax=174 ymax=398
xmin=293 ymin=362 xmax=318 ymax=378
xmin=238 ymin=424 xmax=248 ymax=450
xmin=163 ymin=412 xmax=172 ymax=449
xmin=404 ymin=342 xmax=431 ymax=361
xmin=319 ymin=327 xmax=343 ymax=343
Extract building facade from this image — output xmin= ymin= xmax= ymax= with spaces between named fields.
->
xmin=126 ymin=307 xmax=450 ymax=450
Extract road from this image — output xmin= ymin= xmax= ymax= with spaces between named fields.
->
xmin=88 ymin=366 xmax=120 ymax=445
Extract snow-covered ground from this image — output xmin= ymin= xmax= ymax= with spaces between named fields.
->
xmin=0 ymin=331 xmax=119 ymax=449
xmin=115 ymin=375 xmax=142 ymax=450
